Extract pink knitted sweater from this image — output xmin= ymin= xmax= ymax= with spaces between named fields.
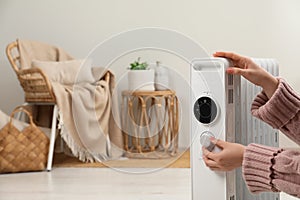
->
xmin=243 ymin=78 xmax=300 ymax=198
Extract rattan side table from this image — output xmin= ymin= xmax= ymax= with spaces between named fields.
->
xmin=121 ymin=90 xmax=179 ymax=158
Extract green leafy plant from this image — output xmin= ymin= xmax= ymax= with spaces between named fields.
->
xmin=129 ymin=57 xmax=149 ymax=70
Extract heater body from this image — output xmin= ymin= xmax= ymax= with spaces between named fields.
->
xmin=191 ymin=58 xmax=279 ymax=200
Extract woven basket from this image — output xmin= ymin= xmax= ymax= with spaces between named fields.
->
xmin=0 ymin=107 xmax=49 ymax=173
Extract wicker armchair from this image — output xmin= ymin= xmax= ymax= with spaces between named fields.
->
xmin=6 ymin=41 xmax=110 ymax=102
xmin=6 ymin=41 xmax=56 ymax=103
xmin=6 ymin=40 xmax=111 ymax=170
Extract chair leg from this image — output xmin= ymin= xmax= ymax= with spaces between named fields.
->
xmin=16 ymin=103 xmax=29 ymax=120
xmin=16 ymin=111 xmax=23 ymax=120
xmin=46 ymin=105 xmax=58 ymax=171
xmin=60 ymin=136 xmax=64 ymax=152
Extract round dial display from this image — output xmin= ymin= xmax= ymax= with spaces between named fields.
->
xmin=193 ymin=96 xmax=218 ymax=124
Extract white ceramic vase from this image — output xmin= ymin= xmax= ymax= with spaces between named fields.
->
xmin=154 ymin=63 xmax=169 ymax=91
xmin=128 ymin=69 xmax=155 ymax=91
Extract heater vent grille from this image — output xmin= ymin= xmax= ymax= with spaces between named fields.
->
xmin=228 ymin=74 xmax=233 ymax=86
xmin=228 ymin=89 xmax=234 ymax=104
xmin=236 ymin=58 xmax=280 ymax=200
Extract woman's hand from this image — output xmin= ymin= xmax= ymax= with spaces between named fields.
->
xmin=202 ymin=138 xmax=245 ymax=171
xmin=213 ymin=51 xmax=279 ymax=99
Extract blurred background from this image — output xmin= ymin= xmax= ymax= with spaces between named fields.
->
xmin=0 ymin=0 xmax=299 ymax=149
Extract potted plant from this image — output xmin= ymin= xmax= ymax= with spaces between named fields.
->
xmin=128 ymin=57 xmax=155 ymax=91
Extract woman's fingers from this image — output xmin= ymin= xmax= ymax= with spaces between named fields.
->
xmin=202 ymin=147 xmax=223 ymax=171
xmin=226 ymin=67 xmax=245 ymax=76
xmin=203 ymin=155 xmax=219 ymax=169
xmin=203 ymin=155 xmax=223 ymax=171
xmin=213 ymin=51 xmax=252 ymax=70
xmin=213 ymin=138 xmax=227 ymax=149
xmin=202 ymin=147 xmax=218 ymax=160
xmin=213 ymin=51 xmax=242 ymax=62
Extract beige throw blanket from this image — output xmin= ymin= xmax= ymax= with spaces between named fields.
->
xmin=52 ymin=69 xmax=123 ymax=162
xmin=17 ymin=39 xmax=74 ymax=68
xmin=17 ymin=39 xmax=123 ymax=162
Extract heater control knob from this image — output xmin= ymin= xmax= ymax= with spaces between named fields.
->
xmin=193 ymin=96 xmax=218 ymax=124
xmin=200 ymin=131 xmax=221 ymax=153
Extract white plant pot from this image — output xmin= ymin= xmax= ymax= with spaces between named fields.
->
xmin=128 ymin=69 xmax=155 ymax=91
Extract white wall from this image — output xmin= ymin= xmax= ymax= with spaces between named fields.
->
xmin=1 ymin=0 xmax=300 ymax=149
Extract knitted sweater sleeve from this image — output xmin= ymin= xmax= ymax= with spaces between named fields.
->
xmin=242 ymin=78 xmax=300 ymax=197
xmin=251 ymin=78 xmax=300 ymax=144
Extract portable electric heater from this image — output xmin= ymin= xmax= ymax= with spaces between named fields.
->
xmin=190 ymin=57 xmax=279 ymax=200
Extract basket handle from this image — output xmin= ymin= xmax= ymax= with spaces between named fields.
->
xmin=9 ymin=106 xmax=35 ymax=126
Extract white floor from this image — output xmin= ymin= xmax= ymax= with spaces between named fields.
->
xmin=0 ymin=168 xmax=190 ymax=200
xmin=0 ymin=168 xmax=297 ymax=200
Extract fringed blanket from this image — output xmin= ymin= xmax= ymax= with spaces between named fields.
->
xmin=51 ymin=69 xmax=123 ymax=162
